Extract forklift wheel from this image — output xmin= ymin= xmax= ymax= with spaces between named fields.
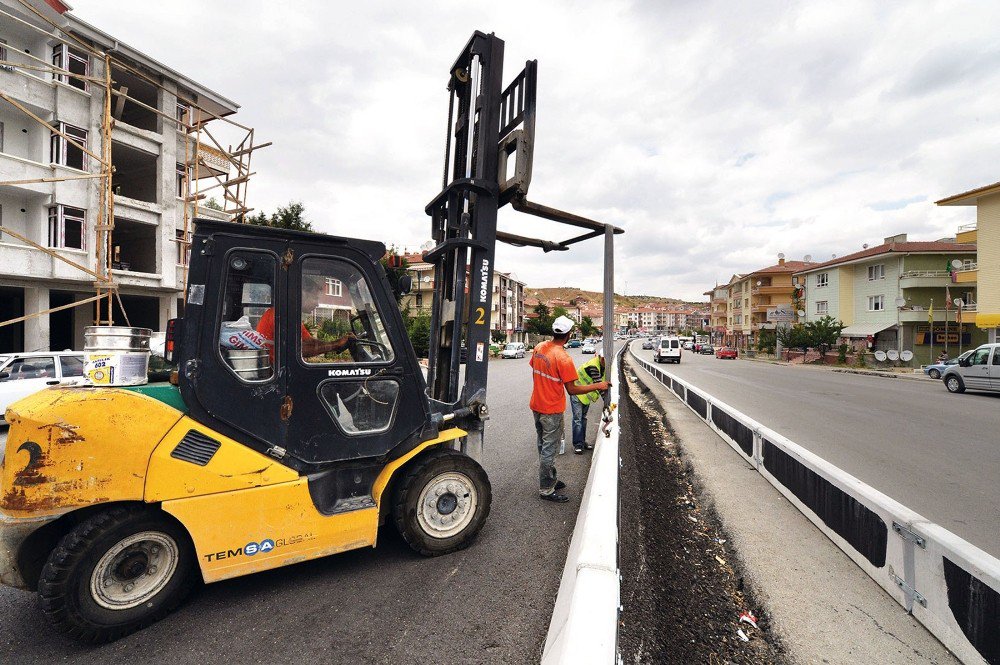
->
xmin=37 ymin=505 xmax=197 ymax=643
xmin=393 ymin=450 xmax=492 ymax=557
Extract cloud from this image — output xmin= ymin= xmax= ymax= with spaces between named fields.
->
xmin=70 ymin=0 xmax=1000 ymax=301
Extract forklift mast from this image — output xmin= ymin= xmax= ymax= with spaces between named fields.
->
xmin=423 ymin=31 xmax=622 ymax=430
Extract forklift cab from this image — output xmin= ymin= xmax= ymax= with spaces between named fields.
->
xmin=177 ymin=220 xmax=432 ymax=471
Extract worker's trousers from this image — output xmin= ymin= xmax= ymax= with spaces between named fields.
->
xmin=533 ymin=411 xmax=563 ymax=495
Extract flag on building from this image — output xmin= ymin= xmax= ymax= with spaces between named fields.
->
xmin=928 ymin=303 xmax=933 ymax=323
xmin=945 ymin=286 xmax=952 ymax=309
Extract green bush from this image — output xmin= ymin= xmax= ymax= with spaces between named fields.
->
xmin=837 ymin=343 xmax=849 ymax=364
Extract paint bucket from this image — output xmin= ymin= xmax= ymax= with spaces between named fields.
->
xmin=83 ymin=326 xmax=152 ymax=386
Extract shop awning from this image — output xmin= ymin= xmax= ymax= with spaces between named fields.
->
xmin=839 ymin=323 xmax=895 ymax=337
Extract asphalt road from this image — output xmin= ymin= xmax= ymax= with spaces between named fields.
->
xmin=631 ymin=345 xmax=1000 ymax=557
xmin=0 ymin=350 xmax=603 ymax=663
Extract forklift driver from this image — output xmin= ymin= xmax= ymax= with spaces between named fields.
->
xmin=256 ymin=275 xmax=357 ymax=361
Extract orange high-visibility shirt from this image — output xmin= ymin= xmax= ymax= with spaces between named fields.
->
xmin=529 ymin=341 xmax=579 ymax=414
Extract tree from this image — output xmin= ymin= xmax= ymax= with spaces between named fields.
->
xmin=756 ymin=328 xmax=776 ymax=354
xmin=247 ymin=201 xmax=313 ymax=232
xmin=777 ymin=324 xmax=811 ymax=353
xmin=491 ymin=329 xmax=507 ymax=344
xmin=404 ymin=309 xmax=431 ymax=358
xmin=204 ymin=197 xmax=224 ymax=211
xmin=525 ymin=303 xmax=553 ymax=336
xmin=579 ymin=316 xmax=598 ymax=337
xmin=804 ymin=315 xmax=846 ymax=356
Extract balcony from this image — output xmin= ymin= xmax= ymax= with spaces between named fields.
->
xmin=751 ymin=285 xmax=790 ymax=296
xmin=955 ymin=223 xmax=977 ymax=244
xmin=954 ymin=263 xmax=977 ymax=285
xmin=899 ymin=270 xmax=955 ymax=288
xmin=899 ymin=304 xmax=975 ymax=323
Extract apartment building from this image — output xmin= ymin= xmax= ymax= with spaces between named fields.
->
xmin=716 ymin=258 xmax=808 ymax=348
xmin=705 ymin=286 xmax=727 ymax=343
xmin=493 ymin=271 xmax=526 ymax=342
xmin=0 ymin=0 xmax=238 ymax=353
xmin=400 ymin=252 xmax=434 ymax=315
xmin=937 ymin=182 xmax=1000 ymax=344
xmin=794 ymin=234 xmax=980 ymax=363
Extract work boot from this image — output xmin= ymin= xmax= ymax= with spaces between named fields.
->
xmin=584 ymin=443 xmax=595 ymax=451
xmin=540 ymin=492 xmax=569 ymax=503
xmin=555 ymin=480 xmax=566 ymax=490
xmin=573 ymin=446 xmax=584 ymax=454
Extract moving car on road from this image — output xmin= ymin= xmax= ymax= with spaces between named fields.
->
xmin=942 ymin=343 xmax=1000 ymax=394
xmin=0 ymin=351 xmax=86 ymax=424
xmin=699 ymin=344 xmax=715 ymax=355
xmin=683 ymin=341 xmax=694 ymax=350
xmin=566 ymin=339 xmax=582 ymax=348
xmin=655 ymin=336 xmax=681 ymax=363
xmin=501 ymin=342 xmax=526 ymax=358
xmin=716 ymin=346 xmax=738 ymax=359
xmin=923 ymin=350 xmax=971 ymax=379
xmin=581 ymin=342 xmax=597 ymax=354
xmin=641 ymin=339 xmax=654 ymax=350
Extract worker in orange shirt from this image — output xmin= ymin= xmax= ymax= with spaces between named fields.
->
xmin=530 ymin=315 xmax=611 ymax=503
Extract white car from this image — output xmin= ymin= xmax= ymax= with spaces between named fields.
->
xmin=682 ymin=341 xmax=694 ymax=350
xmin=581 ymin=343 xmax=596 ymax=354
xmin=501 ymin=342 xmax=526 ymax=359
xmin=0 ymin=351 xmax=86 ymax=423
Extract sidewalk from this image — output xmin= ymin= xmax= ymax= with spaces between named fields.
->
xmin=739 ymin=353 xmax=932 ymax=382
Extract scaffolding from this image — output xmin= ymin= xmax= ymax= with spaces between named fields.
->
xmin=0 ymin=0 xmax=268 ymax=340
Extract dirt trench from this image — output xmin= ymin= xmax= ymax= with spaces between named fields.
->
xmin=617 ymin=355 xmax=788 ymax=664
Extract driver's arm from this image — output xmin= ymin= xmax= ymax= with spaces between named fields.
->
xmin=303 ymin=334 xmax=355 ymax=357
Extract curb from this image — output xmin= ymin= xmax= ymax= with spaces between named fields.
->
xmin=541 ymin=345 xmax=623 ymax=665
xmin=628 ymin=348 xmax=1000 ymax=665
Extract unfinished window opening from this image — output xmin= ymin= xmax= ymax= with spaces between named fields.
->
xmin=111 ymin=217 xmax=158 ymax=273
xmin=50 ymin=122 xmax=88 ymax=170
xmin=111 ymin=141 xmax=158 ymax=203
xmin=175 ymin=228 xmax=191 ymax=266
xmin=112 ymin=65 xmax=159 ymax=132
xmin=51 ymin=44 xmax=89 ymax=92
xmin=48 ymin=205 xmax=85 ymax=250
xmin=176 ymin=162 xmax=189 ymax=198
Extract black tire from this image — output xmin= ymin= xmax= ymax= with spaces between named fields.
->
xmin=393 ymin=449 xmax=492 ymax=557
xmin=928 ymin=369 xmax=941 ymax=380
xmin=38 ymin=506 xmax=196 ymax=643
xmin=944 ymin=375 xmax=965 ymax=394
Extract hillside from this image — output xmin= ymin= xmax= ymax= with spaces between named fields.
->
xmin=527 ymin=287 xmax=703 ymax=309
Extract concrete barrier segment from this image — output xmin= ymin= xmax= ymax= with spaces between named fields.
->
xmin=541 ymin=346 xmax=623 ymax=665
xmin=626 ymin=347 xmax=1000 ymax=665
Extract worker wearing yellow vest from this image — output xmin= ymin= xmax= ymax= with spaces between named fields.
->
xmin=571 ymin=347 xmax=607 ymax=454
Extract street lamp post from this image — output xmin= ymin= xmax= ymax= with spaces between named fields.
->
xmin=894 ymin=296 xmax=906 ymax=354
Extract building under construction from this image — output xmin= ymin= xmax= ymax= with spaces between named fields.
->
xmin=0 ymin=0 xmax=265 ymax=353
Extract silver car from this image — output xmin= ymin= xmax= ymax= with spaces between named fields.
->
xmin=942 ymin=343 xmax=1000 ymax=394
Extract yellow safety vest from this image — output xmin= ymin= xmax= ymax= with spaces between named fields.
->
xmin=575 ymin=356 xmax=605 ymax=406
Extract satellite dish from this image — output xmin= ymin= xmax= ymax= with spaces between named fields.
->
xmin=954 ymin=298 xmax=964 ymax=307
xmin=777 ymin=252 xmax=785 ymax=260
xmin=797 ymin=310 xmax=805 ymax=317
xmin=863 ymin=244 xmax=868 ymax=249
xmin=804 ymin=254 xmax=812 ymax=262
xmin=887 ymin=349 xmax=900 ymax=361
xmin=832 ymin=254 xmax=837 ymax=258
xmin=756 ymin=280 xmax=762 ymax=286
xmin=874 ymin=350 xmax=887 ymax=362
xmin=951 ymin=259 xmax=963 ymax=270
xmin=894 ymin=297 xmax=906 ymax=308
xmin=900 ymin=350 xmax=914 ymax=362
xmin=421 ymin=275 xmax=432 ymax=283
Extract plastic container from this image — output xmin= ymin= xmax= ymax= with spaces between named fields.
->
xmin=83 ymin=326 xmax=152 ymax=386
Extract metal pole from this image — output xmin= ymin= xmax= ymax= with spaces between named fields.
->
xmin=929 ymin=299 xmax=934 ymax=363
xmin=944 ymin=309 xmax=949 ymax=356
xmin=603 ymin=224 xmax=614 ymax=367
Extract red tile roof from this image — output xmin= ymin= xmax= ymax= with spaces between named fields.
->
xmin=793 ymin=241 xmax=976 ymax=273
xmin=751 ymin=260 xmax=812 ymax=275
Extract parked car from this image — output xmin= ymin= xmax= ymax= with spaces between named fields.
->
xmin=716 ymin=346 xmax=738 ymax=359
xmin=581 ymin=343 xmax=597 ymax=354
xmin=942 ymin=343 xmax=1000 ymax=394
xmin=699 ymin=344 xmax=715 ymax=354
xmin=566 ymin=339 xmax=583 ymax=348
xmin=501 ymin=342 xmax=526 ymax=359
xmin=683 ymin=341 xmax=694 ymax=351
xmin=641 ymin=339 xmax=654 ymax=350
xmin=0 ymin=351 xmax=86 ymax=423
xmin=923 ymin=350 xmax=972 ymax=379
xmin=654 ymin=337 xmax=681 ymax=364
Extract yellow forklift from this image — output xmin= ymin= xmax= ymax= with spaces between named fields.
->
xmin=0 ymin=31 xmax=622 ymax=642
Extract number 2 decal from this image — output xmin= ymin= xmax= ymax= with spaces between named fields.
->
xmin=475 ymin=307 xmax=485 ymax=325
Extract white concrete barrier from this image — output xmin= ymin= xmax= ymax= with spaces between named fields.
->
xmin=630 ymin=349 xmax=1000 ymax=665
xmin=541 ymin=347 xmax=622 ymax=665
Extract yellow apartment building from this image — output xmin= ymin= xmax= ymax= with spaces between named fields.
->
xmin=723 ymin=258 xmax=809 ymax=348
xmin=937 ymin=182 xmax=1000 ymax=343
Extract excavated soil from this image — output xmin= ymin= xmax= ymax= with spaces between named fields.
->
xmin=617 ymin=357 xmax=788 ymax=664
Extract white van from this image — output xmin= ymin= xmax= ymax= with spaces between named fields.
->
xmin=941 ymin=343 xmax=1000 ymax=394
xmin=0 ymin=351 xmax=87 ymax=423
xmin=654 ymin=337 xmax=682 ymax=364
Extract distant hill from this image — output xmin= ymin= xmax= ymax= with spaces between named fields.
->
xmin=527 ymin=287 xmax=703 ymax=309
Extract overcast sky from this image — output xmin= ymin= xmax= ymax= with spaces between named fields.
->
xmin=72 ymin=0 xmax=997 ymax=301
